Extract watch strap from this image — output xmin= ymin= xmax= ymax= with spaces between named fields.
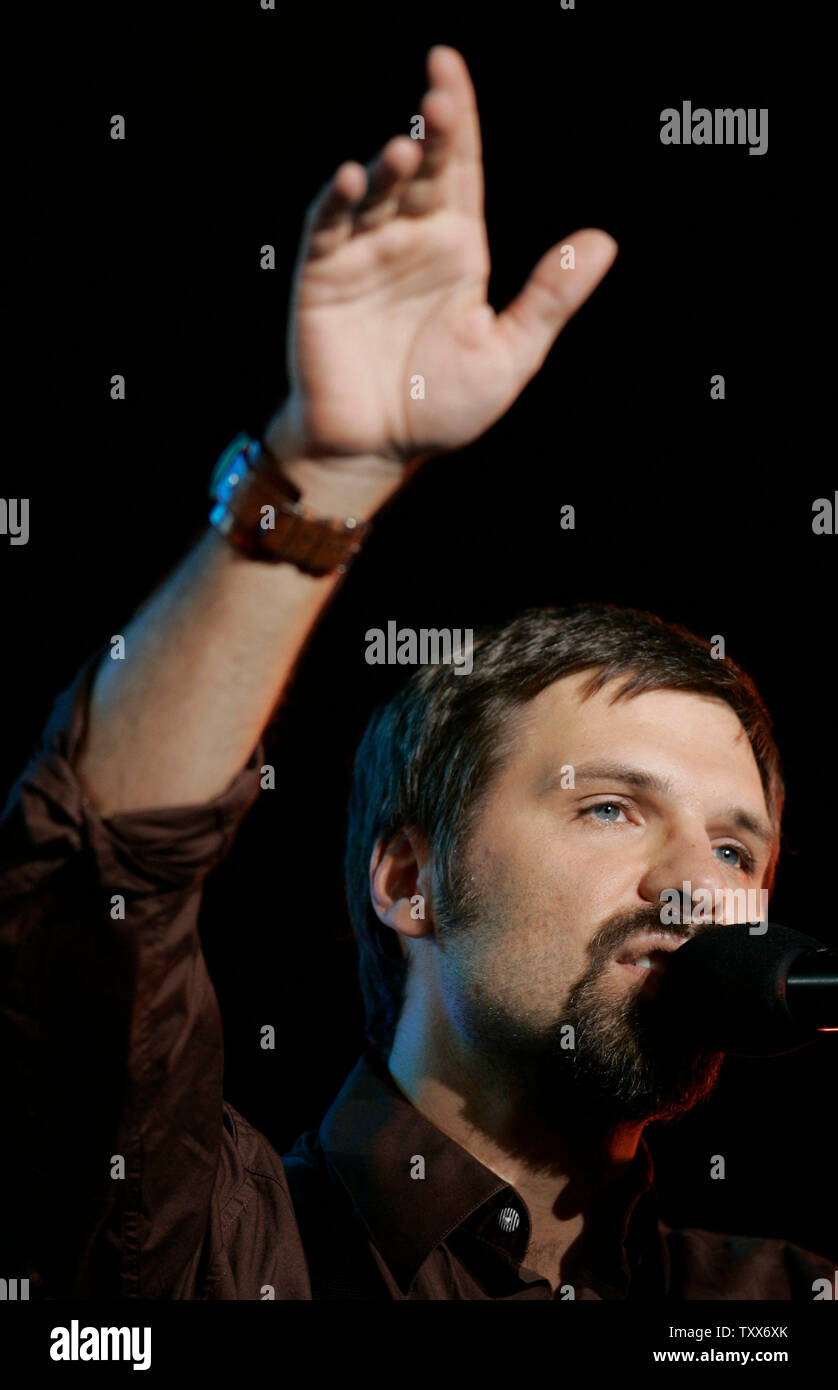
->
xmin=208 ymin=433 xmax=371 ymax=577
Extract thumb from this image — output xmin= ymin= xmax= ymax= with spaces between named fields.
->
xmin=495 ymin=228 xmax=618 ymax=379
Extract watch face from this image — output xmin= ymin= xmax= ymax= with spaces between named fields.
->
xmin=209 ymin=433 xmax=252 ymax=498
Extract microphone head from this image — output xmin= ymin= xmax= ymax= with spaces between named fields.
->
xmin=655 ymin=922 xmax=824 ymax=1056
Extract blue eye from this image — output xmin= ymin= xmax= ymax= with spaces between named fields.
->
xmin=580 ymin=801 xmax=630 ymax=823
xmin=588 ymin=802 xmax=626 ymax=823
xmin=714 ymin=844 xmax=756 ymax=874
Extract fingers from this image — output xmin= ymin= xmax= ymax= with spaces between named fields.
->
xmin=302 ymin=161 xmax=368 ymax=259
xmin=353 ymin=136 xmax=425 ymax=233
xmin=301 ymin=44 xmax=483 ymax=254
xmin=399 ymin=45 xmax=484 ymax=217
xmin=426 ymin=45 xmax=483 ymax=169
xmin=353 ymin=46 xmax=481 ymax=223
xmin=495 ymin=229 xmax=619 ymax=378
xmin=395 ymin=86 xmax=461 ymax=216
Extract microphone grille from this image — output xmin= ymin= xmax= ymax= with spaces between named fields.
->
xmin=656 ymin=922 xmax=823 ymax=1055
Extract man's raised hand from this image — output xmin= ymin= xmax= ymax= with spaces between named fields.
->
xmin=267 ymin=44 xmax=618 ymax=470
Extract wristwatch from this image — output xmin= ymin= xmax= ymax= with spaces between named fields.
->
xmin=208 ymin=432 xmax=372 ymax=577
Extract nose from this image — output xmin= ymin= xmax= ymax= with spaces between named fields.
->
xmin=637 ymin=825 xmax=734 ymax=926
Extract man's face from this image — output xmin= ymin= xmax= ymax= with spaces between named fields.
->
xmin=429 ymin=670 xmax=776 ymax=1127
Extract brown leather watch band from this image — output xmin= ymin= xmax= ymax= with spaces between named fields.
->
xmin=208 ymin=434 xmax=371 ymax=577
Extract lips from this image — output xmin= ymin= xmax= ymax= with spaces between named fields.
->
xmin=615 ymin=932 xmax=690 ymax=973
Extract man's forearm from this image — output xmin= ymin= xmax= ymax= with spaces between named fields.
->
xmin=75 ymin=454 xmax=406 ymax=816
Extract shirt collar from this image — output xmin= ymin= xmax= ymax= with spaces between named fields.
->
xmin=319 ymin=1044 xmax=659 ymax=1296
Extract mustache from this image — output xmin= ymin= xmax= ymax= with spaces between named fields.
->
xmin=583 ymin=904 xmax=715 ymax=975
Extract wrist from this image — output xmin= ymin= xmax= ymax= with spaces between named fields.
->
xmin=261 ymin=410 xmax=411 ymax=519
xmin=263 ymin=450 xmax=406 ymax=520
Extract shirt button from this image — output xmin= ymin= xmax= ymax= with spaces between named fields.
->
xmin=497 ymin=1206 xmax=521 ymax=1234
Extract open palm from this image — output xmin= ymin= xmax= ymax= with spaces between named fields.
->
xmin=270 ymin=45 xmax=617 ymax=467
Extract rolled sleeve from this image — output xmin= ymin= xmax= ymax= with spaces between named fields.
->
xmin=0 ymin=644 xmax=264 ymax=1298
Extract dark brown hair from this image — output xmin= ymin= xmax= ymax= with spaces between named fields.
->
xmin=344 ymin=603 xmax=785 ymax=1053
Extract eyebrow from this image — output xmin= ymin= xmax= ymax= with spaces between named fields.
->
xmin=546 ymin=759 xmax=776 ymax=850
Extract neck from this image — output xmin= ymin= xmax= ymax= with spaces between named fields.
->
xmin=387 ymin=1021 xmax=647 ymax=1276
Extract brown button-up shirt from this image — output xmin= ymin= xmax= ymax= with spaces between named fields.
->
xmin=0 ymin=649 xmax=834 ymax=1300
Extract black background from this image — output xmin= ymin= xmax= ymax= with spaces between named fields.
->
xmin=3 ymin=0 xmax=835 ymax=1273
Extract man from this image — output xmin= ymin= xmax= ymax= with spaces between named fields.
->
xmin=0 ymin=45 xmax=832 ymax=1300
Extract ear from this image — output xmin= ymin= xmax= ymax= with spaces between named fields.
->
xmin=369 ymin=827 xmax=435 ymax=946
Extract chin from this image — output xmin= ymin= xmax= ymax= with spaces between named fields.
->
xmin=616 ymin=1051 xmax=726 ymax=1126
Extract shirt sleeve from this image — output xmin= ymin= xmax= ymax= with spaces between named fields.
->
xmin=0 ymin=643 xmax=264 ymax=1298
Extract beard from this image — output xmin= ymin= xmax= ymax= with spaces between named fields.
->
xmin=433 ymin=846 xmax=725 ymax=1132
xmin=557 ymin=939 xmax=725 ymax=1126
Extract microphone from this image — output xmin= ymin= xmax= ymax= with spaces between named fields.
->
xmin=655 ymin=922 xmax=838 ymax=1056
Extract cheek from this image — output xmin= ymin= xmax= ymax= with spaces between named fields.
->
xmin=464 ymin=806 xmax=631 ymax=977
xmin=538 ymin=810 xmax=633 ymax=904
xmin=560 ymin=841 xmax=629 ymax=911
xmin=464 ymin=832 xmax=591 ymax=981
